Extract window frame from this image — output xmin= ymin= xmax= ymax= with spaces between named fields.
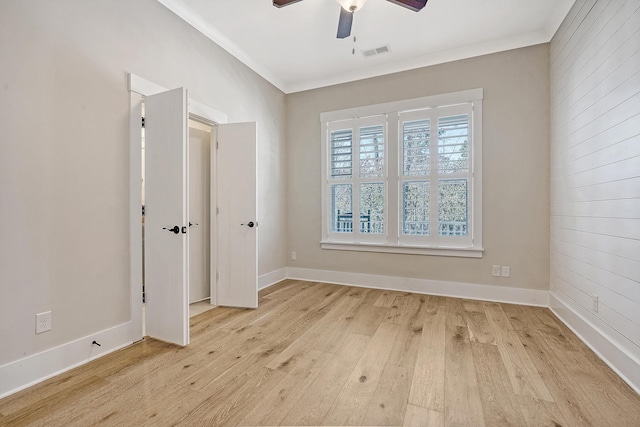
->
xmin=320 ymin=89 xmax=483 ymax=258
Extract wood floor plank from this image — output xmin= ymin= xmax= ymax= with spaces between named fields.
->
xmin=362 ymin=363 xmax=411 ymax=426
xmin=237 ymin=350 xmax=332 ymax=426
xmin=530 ymin=306 xmax=584 ymax=352
xmin=385 ymin=293 xmax=411 ymax=324
xmin=461 ymin=299 xmax=484 ymax=313
xmin=408 ymin=296 xmax=446 ymax=412
xmin=1 ymin=280 xmax=639 ymax=426
xmin=322 ymin=321 xmax=400 ymax=426
xmin=281 ymin=333 xmax=370 ymax=426
xmin=444 ymin=323 xmax=485 ymax=426
xmin=445 ymin=297 xmax=467 ymax=327
xmin=259 ymin=279 xmax=299 ymax=298
xmin=516 ymin=395 xmax=568 ymax=427
xmin=471 ymin=342 xmax=526 ymax=426
xmin=387 ymin=293 xmax=429 ymax=368
xmin=543 ymin=335 xmax=640 ymax=422
xmin=0 ymin=376 xmax=108 ymax=427
xmin=175 ymin=367 xmax=287 ymax=426
xmin=515 ymin=328 xmax=611 ymax=426
xmin=374 ymin=290 xmax=399 ymax=308
xmin=313 ymin=290 xmax=380 ymax=353
xmin=341 ymin=288 xmax=387 ymax=337
xmin=403 ymin=404 xmax=444 ymax=427
xmin=500 ymin=302 xmax=532 ymax=331
xmin=260 ymin=279 xmax=317 ymax=301
xmin=265 ymin=292 xmax=361 ymax=372
xmin=462 ymin=300 xmax=496 ymax=345
xmin=484 ymin=303 xmax=554 ymax=402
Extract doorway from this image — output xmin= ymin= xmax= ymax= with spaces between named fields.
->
xmin=187 ymin=119 xmax=215 ymax=315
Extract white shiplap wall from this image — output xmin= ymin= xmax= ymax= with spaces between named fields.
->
xmin=550 ymin=0 xmax=640 ymax=392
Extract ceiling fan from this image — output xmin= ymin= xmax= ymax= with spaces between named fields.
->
xmin=273 ymin=0 xmax=428 ymax=39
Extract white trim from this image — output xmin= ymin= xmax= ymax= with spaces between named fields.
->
xmin=549 ymin=293 xmax=640 ymax=395
xmin=320 ymin=241 xmax=483 ymax=258
xmin=286 ymin=267 xmax=548 ymax=307
xmin=286 ymin=32 xmax=554 ymax=94
xmin=129 ymin=92 xmax=144 ymax=343
xmin=152 ymin=0 xmax=567 ymax=95
xmin=320 ymin=88 xmax=483 ymax=122
xmin=0 ymin=322 xmax=132 ymax=399
xmin=156 ymin=0 xmax=287 ymax=93
xmin=258 ymin=267 xmax=287 ymax=290
xmin=128 ymin=73 xmax=228 ymax=124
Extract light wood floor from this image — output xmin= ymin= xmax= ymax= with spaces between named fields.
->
xmin=1 ymin=280 xmax=639 ymax=426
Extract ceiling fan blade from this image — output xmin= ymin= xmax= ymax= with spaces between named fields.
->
xmin=337 ymin=7 xmax=353 ymax=39
xmin=386 ymin=0 xmax=428 ymax=12
xmin=273 ymin=0 xmax=304 ymax=8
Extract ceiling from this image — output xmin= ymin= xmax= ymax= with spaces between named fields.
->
xmin=157 ymin=0 xmax=575 ymax=94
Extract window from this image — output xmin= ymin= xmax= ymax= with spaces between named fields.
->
xmin=321 ymin=89 xmax=483 ymax=257
xmin=328 ymin=116 xmax=386 ymax=242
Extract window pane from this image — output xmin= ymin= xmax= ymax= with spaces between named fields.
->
xmin=402 ymin=119 xmax=430 ymax=176
xmin=331 ymin=184 xmax=353 ymax=233
xmin=330 ymin=129 xmax=352 ymax=179
xmin=438 ymin=179 xmax=468 ymax=236
xmin=438 ymin=115 xmax=468 ymax=174
xmin=359 ymin=125 xmax=384 ymax=178
xmin=402 ymin=181 xmax=430 ymax=235
xmin=360 ymin=183 xmax=384 ymax=234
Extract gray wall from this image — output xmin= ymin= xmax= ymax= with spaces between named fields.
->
xmin=286 ymin=44 xmax=551 ymax=291
xmin=550 ymin=0 xmax=640 ymax=388
xmin=0 ymin=0 xmax=287 ymax=366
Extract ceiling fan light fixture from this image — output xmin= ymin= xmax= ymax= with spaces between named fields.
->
xmin=336 ymin=0 xmax=368 ymax=12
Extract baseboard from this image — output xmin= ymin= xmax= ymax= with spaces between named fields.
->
xmin=258 ymin=267 xmax=287 ymax=290
xmin=0 ymin=322 xmax=133 ymax=399
xmin=549 ymin=293 xmax=640 ymax=395
xmin=285 ymin=267 xmax=549 ymax=307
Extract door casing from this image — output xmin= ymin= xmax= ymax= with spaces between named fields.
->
xmin=128 ymin=74 xmax=228 ymax=343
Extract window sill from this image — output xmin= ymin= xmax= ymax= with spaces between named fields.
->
xmin=320 ymin=241 xmax=484 ymax=258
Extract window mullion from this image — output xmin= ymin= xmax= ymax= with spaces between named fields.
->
xmin=429 ymin=112 xmax=439 ymax=239
xmin=353 ymin=123 xmax=361 ymax=238
xmin=387 ymin=113 xmax=397 ymax=245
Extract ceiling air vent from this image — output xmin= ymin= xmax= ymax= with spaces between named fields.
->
xmin=362 ymin=45 xmax=391 ymax=58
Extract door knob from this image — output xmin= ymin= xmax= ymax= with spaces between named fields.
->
xmin=241 ymin=221 xmax=257 ymax=228
xmin=163 ymin=226 xmax=180 ymax=234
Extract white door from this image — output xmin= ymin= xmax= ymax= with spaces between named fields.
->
xmin=216 ymin=122 xmax=258 ymax=308
xmin=144 ymin=87 xmax=190 ymax=346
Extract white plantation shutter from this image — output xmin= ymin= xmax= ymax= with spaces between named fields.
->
xmin=330 ymin=128 xmax=353 ymax=179
xmin=437 ymin=113 xmax=470 ymax=238
xmin=326 ymin=116 xmax=387 ymax=242
xmin=399 ymin=104 xmax=473 ymax=247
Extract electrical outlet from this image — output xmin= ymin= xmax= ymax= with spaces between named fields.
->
xmin=592 ymin=294 xmax=598 ymax=313
xmin=35 ymin=311 xmax=52 ymax=334
xmin=291 ymin=251 xmax=297 ymax=261
xmin=501 ymin=266 xmax=511 ymax=277
xmin=492 ymin=265 xmax=501 ymax=277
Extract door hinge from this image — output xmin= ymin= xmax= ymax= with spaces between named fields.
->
xmin=141 ymin=117 xmax=145 ymax=128
xmin=216 ymin=140 xmax=219 ymax=149
xmin=216 ymin=206 xmax=219 ymax=215
xmin=216 ymin=271 xmax=219 ymax=280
